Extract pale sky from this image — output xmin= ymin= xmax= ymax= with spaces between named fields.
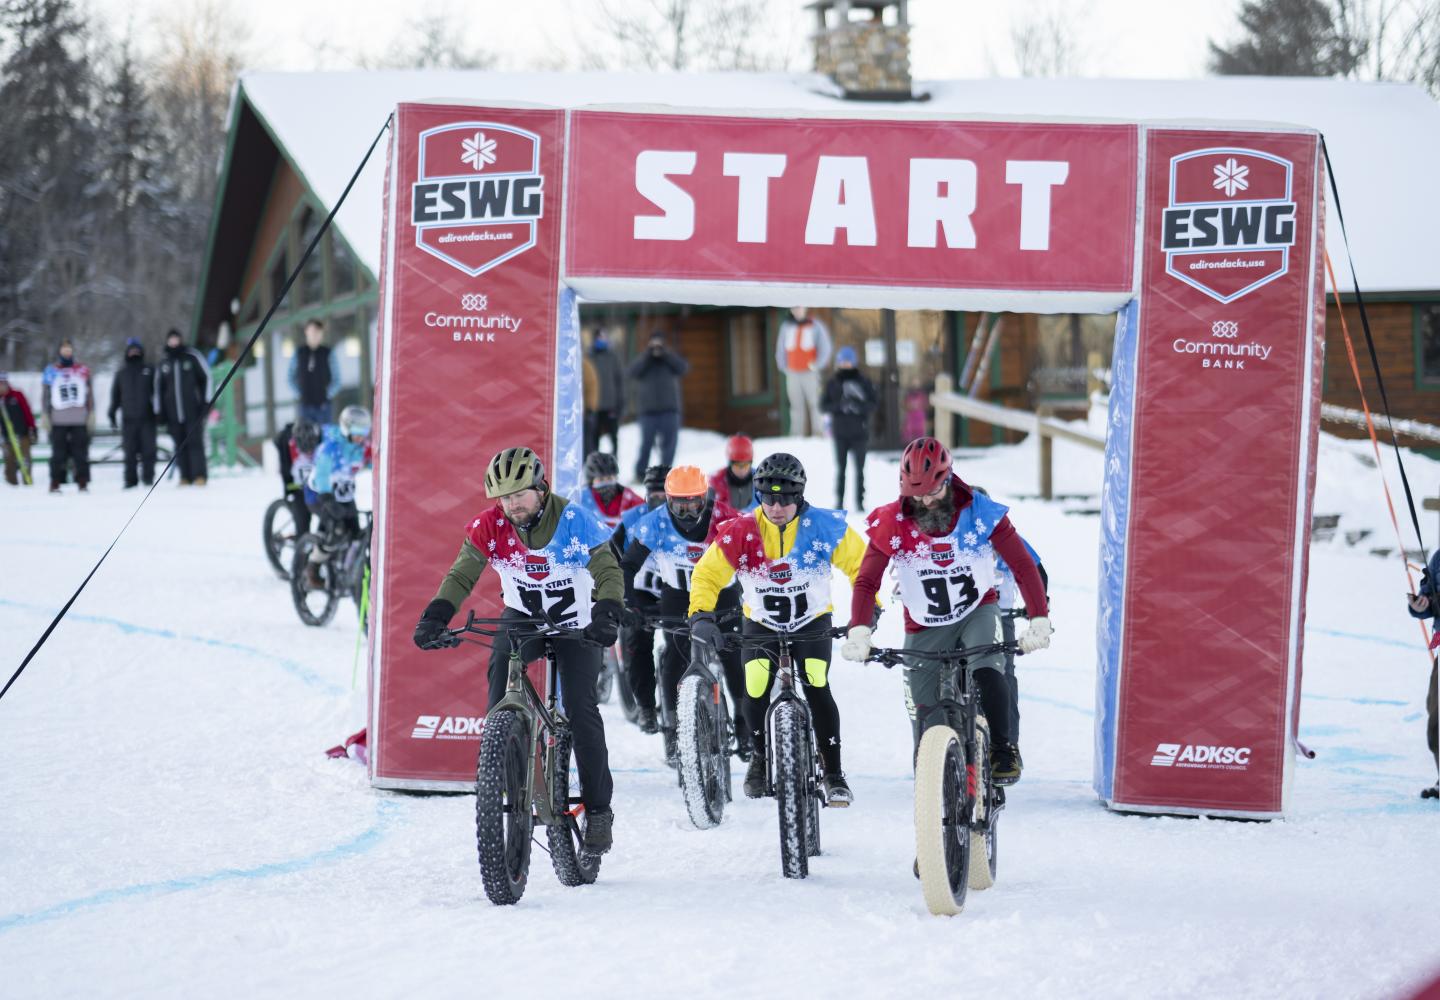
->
xmin=86 ymin=0 xmax=1240 ymax=81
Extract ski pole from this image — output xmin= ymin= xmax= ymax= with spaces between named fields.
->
xmin=0 ymin=406 xmax=31 ymax=486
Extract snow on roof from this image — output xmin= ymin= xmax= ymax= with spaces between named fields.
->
xmin=238 ymin=70 xmax=1439 ymax=294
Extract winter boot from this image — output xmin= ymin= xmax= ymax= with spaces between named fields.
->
xmin=637 ymin=706 xmax=659 ymax=735
xmin=743 ymin=753 xmax=768 ymax=798
xmin=992 ymin=742 xmax=1022 ymax=787
xmin=822 ymin=770 xmax=853 ymax=807
xmin=583 ymin=808 xmax=614 ymax=855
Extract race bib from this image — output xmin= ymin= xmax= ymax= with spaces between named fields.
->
xmin=50 ymin=375 xmax=87 ymax=411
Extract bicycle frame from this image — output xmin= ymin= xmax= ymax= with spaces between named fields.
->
xmin=738 ymin=624 xmax=845 ymax=796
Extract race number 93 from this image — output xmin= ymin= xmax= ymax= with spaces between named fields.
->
xmin=922 ymin=573 xmax=980 ymax=619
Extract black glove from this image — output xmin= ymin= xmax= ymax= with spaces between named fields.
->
xmin=585 ymin=599 xmax=622 ymax=647
xmin=413 ymin=599 xmax=457 ymax=650
xmin=689 ymin=612 xmax=725 ymax=653
xmin=620 ymin=606 xmax=645 ymax=630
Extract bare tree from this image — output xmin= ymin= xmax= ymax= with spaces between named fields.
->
xmin=1009 ymin=3 xmax=1086 ymax=77
xmin=367 ymin=8 xmax=496 ymax=70
xmin=585 ymin=0 xmax=792 ymax=72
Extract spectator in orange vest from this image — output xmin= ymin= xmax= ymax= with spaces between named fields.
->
xmin=775 ymin=307 xmax=832 ymax=437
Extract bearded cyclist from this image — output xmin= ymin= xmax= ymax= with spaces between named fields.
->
xmin=412 ymin=446 xmax=623 ymax=854
xmin=610 ymin=465 xmax=670 ymax=734
xmin=569 ymin=450 xmax=644 ymax=529
xmin=687 ymin=453 xmax=869 ymax=805
xmin=619 ymin=465 xmax=741 ymax=764
xmin=840 ymin=438 xmax=1051 ymax=786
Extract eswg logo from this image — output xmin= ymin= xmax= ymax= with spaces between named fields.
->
xmin=1160 ymin=147 xmax=1298 ymax=304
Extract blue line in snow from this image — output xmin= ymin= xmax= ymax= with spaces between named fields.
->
xmin=0 ymin=598 xmax=344 ymax=695
xmin=0 ymin=800 xmax=401 ymax=934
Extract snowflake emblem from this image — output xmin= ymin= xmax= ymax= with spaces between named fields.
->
xmin=890 ymin=535 xmax=901 ymax=550
xmin=964 ymin=531 xmax=977 ymax=546
xmin=564 ymin=508 xmax=575 ymax=519
xmin=909 ymin=529 xmax=919 ymax=538
xmin=486 ymin=540 xmax=496 ymax=551
xmin=738 ymin=555 xmax=749 ymax=567
xmin=973 ymin=519 xmax=986 ymax=534
xmin=802 ymin=518 xmax=812 ymax=528
xmin=868 ymin=519 xmax=878 ymax=529
xmin=894 ymin=513 xmax=904 ymax=522
xmin=461 ymin=132 xmax=498 ymax=172
xmin=721 ymin=534 xmax=731 ymax=544
xmin=496 ymin=517 xmax=505 ymax=526
xmin=1212 ymin=157 xmax=1249 ymax=197
xmin=803 ymin=552 xmax=816 ymax=565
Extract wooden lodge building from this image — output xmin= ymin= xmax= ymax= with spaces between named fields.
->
xmin=193 ymin=4 xmax=1440 ymax=455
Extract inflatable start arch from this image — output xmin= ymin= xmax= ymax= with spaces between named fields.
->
xmin=369 ymin=101 xmax=1324 ymax=819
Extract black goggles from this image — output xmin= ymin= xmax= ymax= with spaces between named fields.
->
xmin=757 ymin=492 xmax=800 ymax=507
xmin=669 ymin=496 xmax=705 ymax=517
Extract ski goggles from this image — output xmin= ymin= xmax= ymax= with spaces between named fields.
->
xmin=757 ymin=492 xmax=801 ymax=507
xmin=668 ymin=496 xmax=705 ymax=519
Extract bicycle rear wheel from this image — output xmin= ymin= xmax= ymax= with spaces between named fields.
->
xmin=969 ymin=715 xmax=998 ymax=891
xmin=475 ymin=710 xmax=534 ymax=905
xmin=290 ymin=535 xmax=339 ymax=627
xmin=677 ymin=672 xmax=727 ymax=829
xmin=263 ymin=498 xmax=296 ymax=579
xmin=547 ymin=730 xmax=601 ymax=886
xmin=772 ymin=700 xmax=810 ymax=879
xmin=914 ymin=723 xmax=971 ymax=916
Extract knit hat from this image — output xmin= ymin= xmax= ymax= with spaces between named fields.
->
xmin=126 ymin=337 xmax=142 ymax=349
xmin=836 ymin=346 xmax=858 ymax=366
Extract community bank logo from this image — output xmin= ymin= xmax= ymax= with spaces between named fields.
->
xmin=1171 ymin=318 xmax=1273 ymax=370
xmin=1160 ymin=148 xmax=1297 ymax=304
xmin=1150 ymin=742 xmax=1252 ymax=769
xmin=411 ymin=122 xmax=544 ymax=276
xmin=412 ymin=715 xmax=485 ymax=740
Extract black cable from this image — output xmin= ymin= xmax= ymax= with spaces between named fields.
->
xmin=2 ymin=113 xmax=393 ymax=705
xmin=1320 ymin=135 xmax=1429 ymax=564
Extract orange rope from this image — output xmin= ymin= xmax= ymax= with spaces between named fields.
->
xmin=1324 ymin=249 xmax=1434 ymax=652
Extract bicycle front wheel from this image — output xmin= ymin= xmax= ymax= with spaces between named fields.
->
xmin=475 ymin=709 xmax=534 ymax=905
xmin=289 ymin=535 xmax=339 ymax=627
xmin=263 ymin=498 xmax=296 ymax=579
xmin=914 ymin=723 xmax=971 ymax=916
xmin=546 ymin=730 xmax=601 ymax=887
xmin=677 ymin=672 xmax=727 ymax=829
xmin=772 ymin=700 xmax=810 ymax=879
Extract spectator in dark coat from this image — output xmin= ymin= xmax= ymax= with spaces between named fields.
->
xmin=820 ymin=346 xmax=878 ymax=510
xmin=627 ymin=331 xmax=688 ymax=482
xmin=287 ymin=319 xmax=340 ymax=426
xmin=0 ymin=370 xmax=37 ymax=486
xmin=590 ymin=331 xmax=625 ymax=457
xmin=109 ymin=337 xmax=159 ymax=488
xmin=157 ymin=328 xmax=211 ymax=486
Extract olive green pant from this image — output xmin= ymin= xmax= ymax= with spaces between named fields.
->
xmin=902 ymin=602 xmax=1010 ymax=752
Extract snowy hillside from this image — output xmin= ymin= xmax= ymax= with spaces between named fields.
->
xmin=2 ymin=424 xmax=1437 ymax=999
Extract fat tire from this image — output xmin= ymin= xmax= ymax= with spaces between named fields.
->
xmin=773 ymin=701 xmax=810 ymax=879
xmin=263 ymin=498 xmax=296 ymax=578
xmin=289 ymin=535 xmax=339 ymax=627
xmin=475 ymin=710 xmax=533 ymax=905
xmin=969 ymin=715 xmax=998 ymax=890
xmin=677 ymin=672 xmax=727 ymax=829
xmin=546 ymin=730 xmax=601 ymax=887
xmin=915 ymin=724 xmax=971 ymax=916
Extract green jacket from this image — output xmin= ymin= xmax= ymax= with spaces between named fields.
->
xmin=432 ymin=492 xmax=623 ymax=613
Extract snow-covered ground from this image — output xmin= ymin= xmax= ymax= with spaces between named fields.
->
xmin=2 ymin=424 xmax=1437 ymax=999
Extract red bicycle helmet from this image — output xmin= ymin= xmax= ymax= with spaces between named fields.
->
xmin=899 ymin=437 xmax=952 ymax=497
xmin=726 ymin=434 xmax=754 ymax=463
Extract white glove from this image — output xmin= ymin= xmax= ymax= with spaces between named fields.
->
xmin=1018 ymin=616 xmax=1052 ymax=654
xmin=840 ymin=625 xmax=872 ymax=662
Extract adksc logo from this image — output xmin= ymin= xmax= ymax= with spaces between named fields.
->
xmin=1160 ymin=148 xmax=1297 ymax=304
xmin=411 ymin=122 xmax=545 ymax=276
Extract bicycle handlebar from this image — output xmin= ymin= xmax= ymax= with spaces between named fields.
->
xmin=734 ymin=624 xmax=849 ymax=646
xmin=866 ymin=641 xmax=1020 ymax=670
xmin=427 ymin=609 xmax=605 ymax=649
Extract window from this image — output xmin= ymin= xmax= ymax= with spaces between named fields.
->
xmin=330 ymin=234 xmax=357 ymax=299
xmin=727 ymin=312 xmax=769 ymax=398
xmin=1418 ymin=305 xmax=1440 ymax=384
xmin=297 ymin=207 xmax=325 ymax=307
xmin=269 ymin=248 xmax=291 ymax=313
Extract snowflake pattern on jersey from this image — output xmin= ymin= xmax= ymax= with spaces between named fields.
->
xmin=631 ymin=501 xmax=734 ymax=592
xmin=714 ymin=508 xmax=850 ymax=631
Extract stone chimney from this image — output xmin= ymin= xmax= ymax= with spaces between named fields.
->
xmin=809 ymin=0 xmax=914 ymax=100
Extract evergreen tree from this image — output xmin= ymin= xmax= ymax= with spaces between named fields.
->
xmin=1209 ymin=0 xmax=1369 ymax=76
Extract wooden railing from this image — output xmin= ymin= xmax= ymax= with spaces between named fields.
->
xmin=930 ymin=373 xmax=1106 ymax=500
